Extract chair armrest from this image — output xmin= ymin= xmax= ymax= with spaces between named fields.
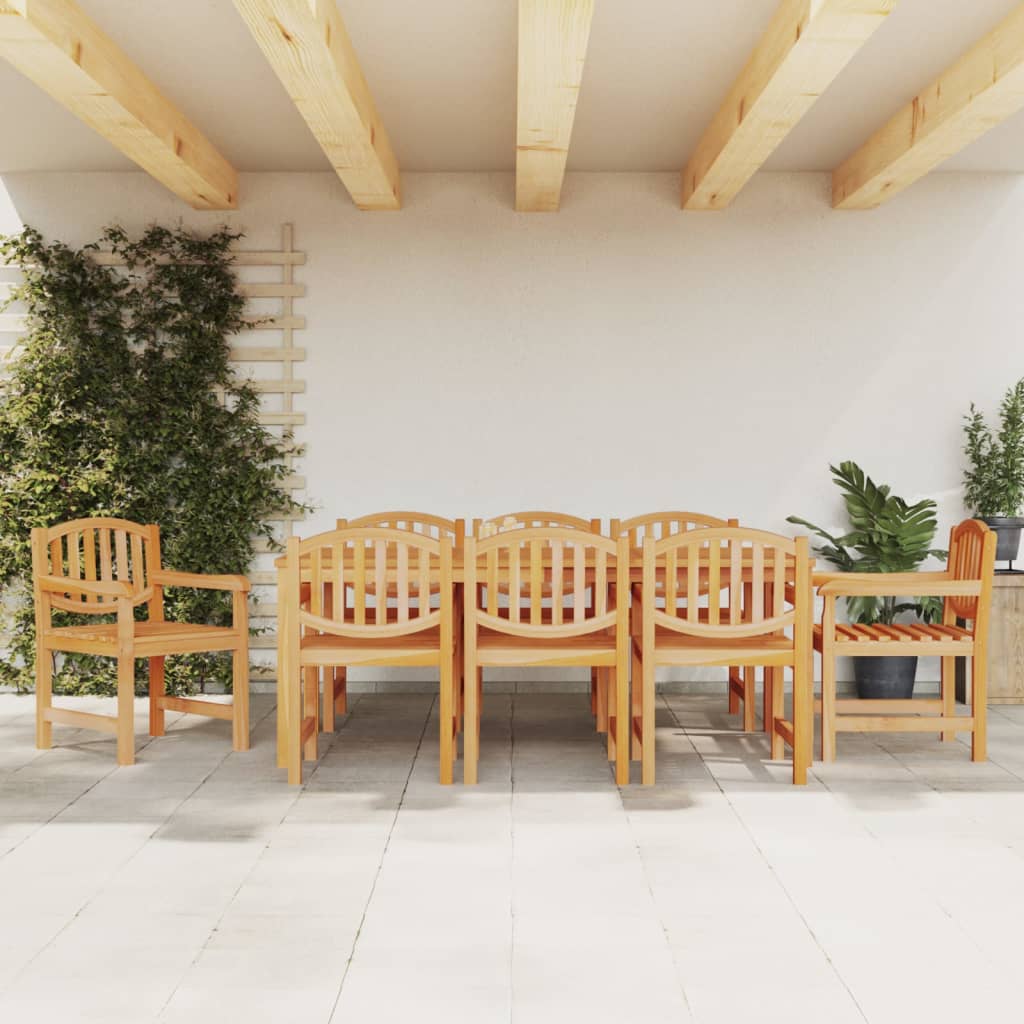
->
xmin=151 ymin=570 xmax=251 ymax=593
xmin=37 ymin=574 xmax=133 ymax=599
xmin=815 ymin=571 xmax=979 ymax=597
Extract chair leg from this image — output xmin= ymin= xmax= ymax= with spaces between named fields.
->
xmin=439 ymin=656 xmax=454 ymax=785
xmin=334 ymin=667 xmax=348 ymax=717
xmin=303 ymin=666 xmax=318 ymax=762
xmin=728 ymin=666 xmax=740 ymax=714
xmin=762 ymin=666 xmax=771 ymax=734
xmin=793 ymin=658 xmax=813 ymax=786
xmin=591 ymin=668 xmax=598 ymax=717
xmin=287 ymin=652 xmax=303 ymax=786
xmin=641 ymin=653 xmax=656 ymax=785
xmin=148 ymin=656 xmax=166 ymax=737
xmin=322 ymin=667 xmax=336 ymax=734
xmin=36 ymin=646 xmax=53 ymax=750
xmin=232 ymin=644 xmax=250 ymax=752
xmin=116 ymin=654 xmax=135 ymax=766
xmin=820 ymin=649 xmax=836 ymax=763
xmin=631 ymin=644 xmax=642 ymax=760
xmin=464 ymin=651 xmax=480 ymax=785
xmin=606 ymin=669 xmax=617 ymax=763
xmin=742 ymin=666 xmax=756 ymax=732
xmin=972 ymin=654 xmax=987 ymax=762
xmin=276 ymin=658 xmax=287 ymax=770
xmin=595 ymin=668 xmax=609 ymax=733
xmin=769 ymin=667 xmax=785 ymax=761
xmin=940 ymin=656 xmax=955 ymax=742
xmin=615 ymin=660 xmax=630 ymax=787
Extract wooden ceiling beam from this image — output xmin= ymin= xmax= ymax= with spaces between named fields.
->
xmin=834 ymin=4 xmax=1024 ymax=209
xmin=516 ymin=0 xmax=594 ymax=212
xmin=0 ymin=0 xmax=237 ymax=209
xmin=232 ymin=0 xmax=399 ymax=211
xmin=682 ymin=0 xmax=896 ymax=211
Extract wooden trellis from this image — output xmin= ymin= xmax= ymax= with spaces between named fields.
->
xmin=0 ymin=224 xmax=306 ymax=681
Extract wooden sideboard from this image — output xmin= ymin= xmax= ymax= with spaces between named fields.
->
xmin=957 ymin=574 xmax=1024 ymax=703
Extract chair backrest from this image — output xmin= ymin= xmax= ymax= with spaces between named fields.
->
xmin=31 ymin=518 xmax=159 ymax=614
xmin=337 ymin=512 xmax=465 ymax=550
xmin=644 ymin=527 xmax=810 ymax=641
xmin=611 ymin=512 xmax=738 ymax=551
xmin=473 ymin=511 xmax=602 ymax=538
xmin=283 ymin=527 xmax=452 ymax=639
xmin=946 ymin=518 xmax=997 ymax=622
xmin=465 ymin=526 xmax=627 ymax=637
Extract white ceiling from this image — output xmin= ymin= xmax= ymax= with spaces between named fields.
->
xmin=1 ymin=0 xmax=1022 ymax=176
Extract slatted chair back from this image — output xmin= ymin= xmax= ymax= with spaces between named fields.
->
xmin=473 ymin=511 xmax=601 ymax=538
xmin=31 ymin=518 xmax=159 ymax=615
xmin=337 ymin=512 xmax=465 ymax=551
xmin=946 ymin=518 xmax=997 ymax=624
xmin=645 ymin=527 xmax=810 ymax=641
xmin=286 ymin=527 xmax=452 ymax=639
xmin=465 ymin=527 xmax=627 ymax=638
xmin=611 ymin=512 xmax=738 ymax=552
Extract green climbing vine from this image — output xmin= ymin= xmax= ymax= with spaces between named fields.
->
xmin=0 ymin=224 xmax=305 ymax=695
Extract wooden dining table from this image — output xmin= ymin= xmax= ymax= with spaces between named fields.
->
xmin=273 ymin=545 xmax=814 ymax=778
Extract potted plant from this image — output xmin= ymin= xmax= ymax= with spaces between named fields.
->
xmin=963 ymin=378 xmax=1024 ymax=564
xmin=788 ymin=462 xmax=945 ymax=700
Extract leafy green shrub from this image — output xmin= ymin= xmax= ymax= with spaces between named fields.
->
xmin=788 ymin=461 xmax=945 ymax=626
xmin=963 ymin=378 xmax=1024 ymax=518
xmin=0 ymin=224 xmax=305 ymax=694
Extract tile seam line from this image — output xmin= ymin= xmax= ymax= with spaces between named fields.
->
xmin=153 ymin=696 xmax=325 ymax=1019
xmin=326 ymin=693 xmax=434 ymax=1024
xmin=620 ymin=699 xmax=698 ymax=1022
xmin=1 ymin=700 xmax=275 ymax=1005
xmin=664 ymin=693 xmax=872 ymax=1024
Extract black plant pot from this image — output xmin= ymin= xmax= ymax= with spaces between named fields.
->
xmin=981 ymin=516 xmax=1024 ymax=563
xmin=853 ymin=656 xmax=918 ymax=700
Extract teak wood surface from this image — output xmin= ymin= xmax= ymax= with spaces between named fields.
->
xmin=32 ymin=518 xmax=251 ymax=765
xmin=275 ymin=529 xmax=812 ymax=786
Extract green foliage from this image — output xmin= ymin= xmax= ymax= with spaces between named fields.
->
xmin=787 ymin=461 xmax=946 ymax=626
xmin=0 ymin=224 xmax=306 ymax=695
xmin=963 ymin=378 xmax=1024 ymax=518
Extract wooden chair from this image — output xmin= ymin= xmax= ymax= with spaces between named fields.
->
xmin=475 ymin=513 xmax=605 ymax=723
xmin=611 ymin=512 xmax=756 ymax=745
xmin=636 ymin=528 xmax=814 ymax=785
xmin=277 ymin=526 xmax=456 ymax=785
xmin=463 ymin=527 xmax=630 ymax=785
xmin=31 ymin=518 xmax=250 ymax=766
xmin=318 ymin=514 xmax=464 ymax=734
xmin=815 ymin=518 xmax=996 ymax=762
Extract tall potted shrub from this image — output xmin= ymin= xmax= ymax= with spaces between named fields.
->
xmin=788 ymin=462 xmax=944 ymax=699
xmin=963 ymin=378 xmax=1024 ymax=564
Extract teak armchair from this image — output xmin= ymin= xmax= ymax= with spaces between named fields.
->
xmin=463 ymin=527 xmax=630 ymax=785
xmin=277 ymin=527 xmax=457 ymax=785
xmin=31 ymin=518 xmax=250 ymax=765
xmin=814 ymin=518 xmax=996 ymax=761
xmin=636 ymin=528 xmax=814 ymax=785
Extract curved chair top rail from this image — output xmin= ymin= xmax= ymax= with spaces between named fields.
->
xmin=297 ymin=525 xmax=444 ymax=558
xmin=470 ymin=524 xmax=618 ymax=557
xmin=646 ymin=528 xmax=808 ymax=640
xmin=287 ymin=527 xmax=452 ymax=639
xmin=947 ymin=518 xmax=996 ymax=620
xmin=473 ymin=511 xmax=601 ymax=537
xmin=337 ymin=512 xmax=465 ymax=543
xmin=650 ymin=526 xmax=801 ymax=558
xmin=44 ymin=516 xmax=152 ymax=541
xmin=466 ymin=527 xmax=625 ymax=639
xmin=611 ymin=512 xmax=738 ymax=544
xmin=32 ymin=518 xmax=157 ymax=614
